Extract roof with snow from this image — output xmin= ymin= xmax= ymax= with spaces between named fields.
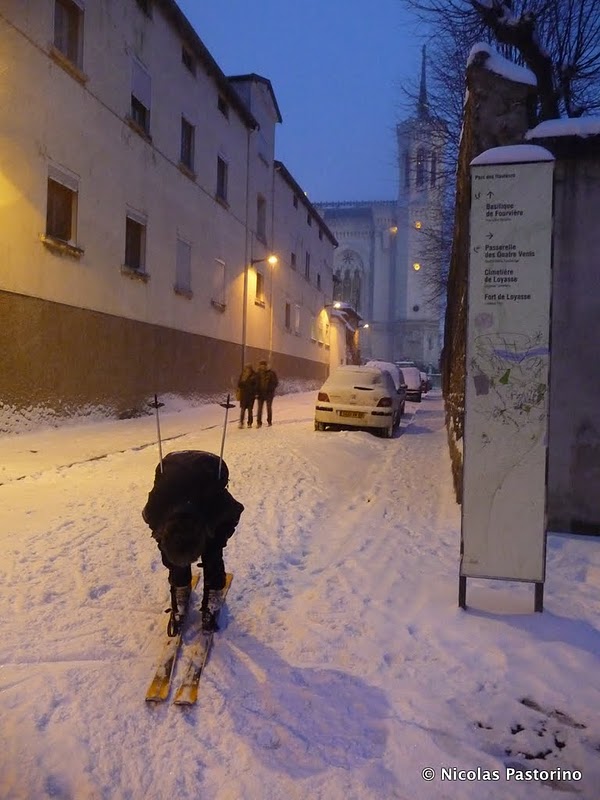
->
xmin=525 ymin=116 xmax=600 ymax=159
xmin=525 ymin=117 xmax=600 ymax=140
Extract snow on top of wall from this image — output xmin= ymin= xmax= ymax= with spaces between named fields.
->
xmin=471 ymin=144 xmax=554 ymax=166
xmin=468 ymin=42 xmax=537 ymax=87
xmin=0 ymin=402 xmax=118 ymax=436
xmin=526 ymin=116 xmax=600 ymax=140
xmin=0 ymin=381 xmax=323 ymax=435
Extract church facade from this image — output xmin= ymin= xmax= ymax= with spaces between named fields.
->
xmin=315 ymin=53 xmax=445 ymax=370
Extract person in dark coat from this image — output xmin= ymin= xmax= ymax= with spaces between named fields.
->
xmin=142 ymin=450 xmax=244 ymax=631
xmin=237 ymin=364 xmax=257 ymax=428
xmin=255 ymin=360 xmax=279 ymax=428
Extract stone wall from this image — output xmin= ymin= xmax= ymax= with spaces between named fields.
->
xmin=535 ymin=139 xmax=600 ymax=532
xmin=0 ymin=292 xmax=328 ymax=432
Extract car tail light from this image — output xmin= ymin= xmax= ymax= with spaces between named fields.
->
xmin=376 ymin=397 xmax=392 ymax=407
xmin=318 ymin=392 xmax=330 ymax=402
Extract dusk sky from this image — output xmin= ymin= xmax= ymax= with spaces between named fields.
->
xmin=177 ymin=0 xmax=426 ymax=203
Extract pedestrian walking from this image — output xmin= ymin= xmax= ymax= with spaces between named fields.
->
xmin=255 ymin=359 xmax=278 ymax=428
xmin=237 ymin=364 xmax=257 ymax=428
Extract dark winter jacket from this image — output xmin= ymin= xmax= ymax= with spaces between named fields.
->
xmin=256 ymin=367 xmax=278 ymax=400
xmin=237 ymin=370 xmax=257 ymax=407
xmin=142 ymin=451 xmax=244 ymax=548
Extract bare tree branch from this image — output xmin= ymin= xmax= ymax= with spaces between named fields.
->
xmin=470 ymin=0 xmax=559 ymax=118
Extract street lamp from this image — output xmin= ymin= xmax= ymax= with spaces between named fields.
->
xmin=251 ymin=254 xmax=278 ymax=267
xmin=241 ymin=253 xmax=278 ymax=370
xmin=358 ymin=321 xmax=371 ymax=361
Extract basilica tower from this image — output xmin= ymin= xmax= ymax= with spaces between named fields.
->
xmin=394 ymin=46 xmax=446 ymax=366
xmin=315 ymin=47 xmax=445 ymax=368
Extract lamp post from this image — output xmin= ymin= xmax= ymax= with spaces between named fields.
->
xmin=358 ymin=321 xmax=370 ymax=362
xmin=266 ymin=255 xmax=278 ymax=360
xmin=241 ymin=253 xmax=278 ymax=370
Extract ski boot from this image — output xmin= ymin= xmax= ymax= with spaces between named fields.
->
xmin=201 ymin=589 xmax=223 ymax=632
xmin=167 ymin=583 xmax=191 ymax=637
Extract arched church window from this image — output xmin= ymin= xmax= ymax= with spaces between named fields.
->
xmin=416 ymin=148 xmax=426 ymax=187
xmin=404 ymin=150 xmax=410 ymax=189
xmin=430 ymin=151 xmax=437 ymax=187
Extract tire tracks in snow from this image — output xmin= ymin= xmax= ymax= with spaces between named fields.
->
xmin=280 ymin=396 xmax=460 ymax=674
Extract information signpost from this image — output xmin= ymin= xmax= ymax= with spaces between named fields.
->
xmin=460 ymin=147 xmax=555 ymax=611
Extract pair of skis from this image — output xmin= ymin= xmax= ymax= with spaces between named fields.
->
xmin=145 ymin=573 xmax=233 ymax=705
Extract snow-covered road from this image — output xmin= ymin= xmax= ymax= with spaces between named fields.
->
xmin=1 ymin=391 xmax=599 ymax=799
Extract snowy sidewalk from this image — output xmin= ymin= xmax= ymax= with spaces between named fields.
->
xmin=0 ymin=391 xmax=317 ymax=484
xmin=0 ymin=404 xmax=223 ymax=484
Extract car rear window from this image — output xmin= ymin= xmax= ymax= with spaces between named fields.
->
xmin=328 ymin=370 xmax=382 ymax=387
xmin=366 ymin=361 xmax=401 ymax=390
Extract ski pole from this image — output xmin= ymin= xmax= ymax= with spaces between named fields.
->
xmin=149 ymin=394 xmax=165 ymax=473
xmin=218 ymin=393 xmax=236 ymax=479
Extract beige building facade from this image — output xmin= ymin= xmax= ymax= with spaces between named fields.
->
xmin=0 ymin=0 xmax=336 ymax=429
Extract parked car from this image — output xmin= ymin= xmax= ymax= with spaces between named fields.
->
xmin=314 ymin=365 xmax=402 ymax=437
xmin=400 ymin=366 xmax=422 ymax=402
xmin=365 ymin=360 xmax=407 ymax=416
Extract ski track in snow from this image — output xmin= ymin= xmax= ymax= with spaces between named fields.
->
xmin=0 ymin=392 xmax=599 ymax=799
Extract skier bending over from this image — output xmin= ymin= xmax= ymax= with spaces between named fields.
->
xmin=142 ymin=450 xmax=244 ymax=632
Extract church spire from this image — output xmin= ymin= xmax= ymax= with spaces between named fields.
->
xmin=417 ymin=45 xmax=429 ymax=118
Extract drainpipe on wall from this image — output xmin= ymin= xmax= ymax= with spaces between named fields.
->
xmin=269 ymin=161 xmax=278 ymax=362
xmin=241 ymin=125 xmax=256 ymax=372
xmin=388 ymin=219 xmax=398 ymax=362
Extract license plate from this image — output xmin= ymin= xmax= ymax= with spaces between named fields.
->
xmin=338 ymin=410 xmax=364 ymax=419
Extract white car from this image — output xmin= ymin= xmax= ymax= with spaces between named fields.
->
xmin=400 ymin=366 xmax=422 ymax=402
xmin=314 ymin=365 xmax=402 ymax=438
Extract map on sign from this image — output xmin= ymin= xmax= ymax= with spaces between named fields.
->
xmin=469 ymin=331 xmax=548 ymax=435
